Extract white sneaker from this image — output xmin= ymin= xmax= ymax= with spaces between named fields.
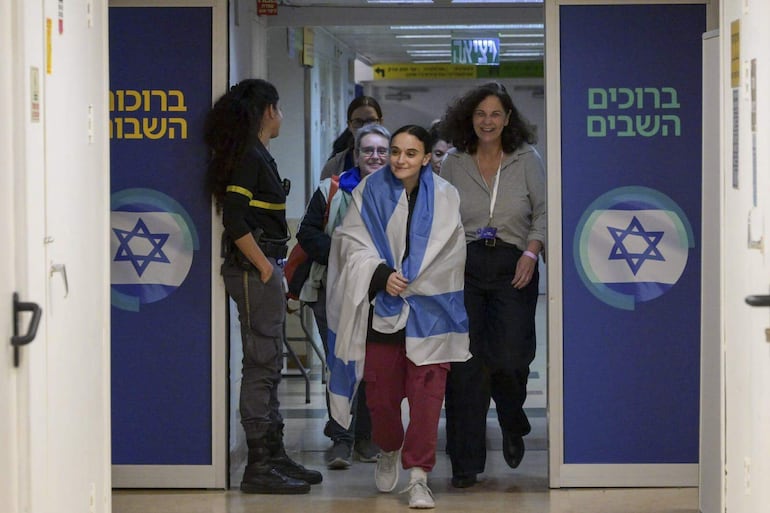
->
xmin=401 ymin=479 xmax=435 ymax=509
xmin=375 ymin=449 xmax=400 ymax=492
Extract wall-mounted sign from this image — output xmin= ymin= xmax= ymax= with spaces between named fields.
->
xmin=303 ymin=27 xmax=314 ymax=67
xmin=109 ymin=5 xmax=213 ymax=468
xmin=257 ymin=0 xmax=277 ymax=16
xmin=372 ymin=63 xmax=476 ymax=80
xmin=451 ymin=38 xmax=499 ymax=66
xmin=560 ymin=3 xmax=705 ymax=468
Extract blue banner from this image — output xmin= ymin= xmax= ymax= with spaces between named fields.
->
xmin=560 ymin=4 xmax=705 ymax=464
xmin=109 ymin=7 xmax=212 ymax=465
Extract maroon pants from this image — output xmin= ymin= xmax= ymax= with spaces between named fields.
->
xmin=364 ymin=341 xmax=449 ymax=472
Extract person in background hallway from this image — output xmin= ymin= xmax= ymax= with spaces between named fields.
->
xmin=439 ymin=82 xmax=545 ymax=489
xmin=204 ymin=78 xmax=323 ymax=494
xmin=326 ymin=125 xmax=471 ymax=509
xmin=296 ymin=124 xmax=392 ymax=469
xmin=320 ymin=96 xmax=384 ymax=180
xmin=428 ymin=120 xmax=453 ymax=175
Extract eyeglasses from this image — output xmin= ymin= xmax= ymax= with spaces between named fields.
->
xmin=359 ymin=146 xmax=389 ymax=158
xmin=349 ymin=117 xmax=380 ymax=129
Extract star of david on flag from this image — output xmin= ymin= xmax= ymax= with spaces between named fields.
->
xmin=574 ymin=186 xmax=695 ymax=310
xmin=111 ymin=208 xmax=196 ymax=310
xmin=606 ymin=216 xmax=665 ymax=275
xmin=584 ymin=209 xmax=687 ymax=285
xmin=113 ymin=218 xmax=171 ymax=277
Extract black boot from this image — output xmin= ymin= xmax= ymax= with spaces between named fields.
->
xmin=266 ymin=425 xmax=323 ymax=484
xmin=241 ymin=441 xmax=310 ymax=494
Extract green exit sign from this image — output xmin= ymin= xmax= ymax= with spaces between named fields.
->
xmin=451 ymin=38 xmax=500 ymax=66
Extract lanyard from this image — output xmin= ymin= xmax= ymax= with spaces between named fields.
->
xmin=486 ymin=153 xmax=503 ymax=225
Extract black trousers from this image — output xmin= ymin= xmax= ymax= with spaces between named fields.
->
xmin=444 ymin=241 xmax=539 ymax=477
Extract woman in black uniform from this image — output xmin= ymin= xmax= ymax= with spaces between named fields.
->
xmin=204 ymin=79 xmax=322 ymax=494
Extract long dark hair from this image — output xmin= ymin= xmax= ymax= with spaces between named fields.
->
xmin=329 ymin=95 xmax=383 ymax=157
xmin=441 ymin=82 xmax=535 ymax=154
xmin=204 ymin=78 xmax=279 ymax=210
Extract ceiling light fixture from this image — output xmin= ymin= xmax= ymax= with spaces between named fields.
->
xmin=391 ymin=24 xmax=543 ymax=30
xmin=450 ymin=0 xmax=543 ymax=3
xmin=500 ymin=51 xmax=543 ymax=57
xmin=406 ymin=50 xmax=452 ymax=54
xmin=498 ymin=33 xmax=545 ymax=38
xmin=395 ymin=34 xmax=452 ymax=39
xmin=499 ymin=42 xmax=544 ymax=48
xmin=402 ymin=43 xmax=452 ymax=47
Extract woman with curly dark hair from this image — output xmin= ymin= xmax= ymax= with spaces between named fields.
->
xmin=439 ymin=82 xmax=546 ymax=489
xmin=204 ymin=78 xmax=322 ymax=494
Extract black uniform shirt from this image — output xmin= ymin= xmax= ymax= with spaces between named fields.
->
xmin=222 ymin=141 xmax=288 ymax=241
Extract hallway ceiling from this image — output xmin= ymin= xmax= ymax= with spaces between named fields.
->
xmin=268 ymin=0 xmax=544 ymax=65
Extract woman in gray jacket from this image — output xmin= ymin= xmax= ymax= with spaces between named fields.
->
xmin=439 ymin=82 xmax=546 ymax=489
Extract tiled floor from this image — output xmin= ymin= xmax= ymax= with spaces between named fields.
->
xmin=112 ymin=296 xmax=698 ymax=512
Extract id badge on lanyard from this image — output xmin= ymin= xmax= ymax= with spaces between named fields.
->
xmin=476 ymin=155 xmax=502 ymax=247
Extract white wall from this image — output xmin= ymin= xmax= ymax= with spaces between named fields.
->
xmin=268 ymin=27 xmax=357 ymax=220
xmin=267 ymin=27 xmax=308 ymax=220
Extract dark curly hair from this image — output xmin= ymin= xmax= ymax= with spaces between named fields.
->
xmin=204 ymin=78 xmax=279 ymax=210
xmin=441 ymin=82 xmax=535 ymax=155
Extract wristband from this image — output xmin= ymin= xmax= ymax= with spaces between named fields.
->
xmin=523 ymin=250 xmax=538 ymax=261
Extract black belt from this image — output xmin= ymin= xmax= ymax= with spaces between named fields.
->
xmin=258 ymin=239 xmax=288 ymax=259
xmin=471 ymin=238 xmax=517 ymax=249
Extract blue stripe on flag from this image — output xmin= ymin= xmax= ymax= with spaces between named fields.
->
xmin=360 ymin=167 xmax=400 ymax=268
xmin=326 ymin=330 xmax=358 ymax=399
xmin=402 ymin=167 xmax=435 ymax=281
xmin=405 ymin=291 xmax=468 ymax=338
xmin=365 ymin=166 xmax=437 ymax=321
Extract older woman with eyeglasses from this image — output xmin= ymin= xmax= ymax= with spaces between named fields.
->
xmin=320 ymin=96 xmax=384 ymax=180
xmin=297 ymin=124 xmax=391 ymax=469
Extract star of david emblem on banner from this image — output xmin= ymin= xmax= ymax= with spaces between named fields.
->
xmin=573 ymin=186 xmax=695 ymax=310
xmin=606 ymin=216 xmax=665 ymax=275
xmin=113 ymin=218 xmax=171 ymax=276
xmin=110 ymin=188 xmax=200 ymax=312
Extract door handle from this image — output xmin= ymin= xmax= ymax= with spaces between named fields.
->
xmin=50 ymin=263 xmax=69 ymax=297
xmin=746 ymin=295 xmax=770 ymax=307
xmin=11 ymin=292 xmax=42 ymax=367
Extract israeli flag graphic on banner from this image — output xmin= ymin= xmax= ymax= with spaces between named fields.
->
xmin=574 ymin=186 xmax=694 ymax=310
xmin=111 ymin=211 xmax=193 ymax=285
xmin=584 ymin=209 xmax=688 ymax=284
xmin=110 ymin=188 xmax=199 ymax=311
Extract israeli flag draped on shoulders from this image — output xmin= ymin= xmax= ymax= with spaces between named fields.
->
xmin=326 ymin=164 xmax=471 ymax=429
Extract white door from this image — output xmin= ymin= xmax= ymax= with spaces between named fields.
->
xmin=5 ymin=1 xmax=112 ymax=512
xmin=723 ymin=2 xmax=770 ymax=513
xmin=36 ymin=0 xmax=112 ymax=511
xmin=1 ymin=1 xmax=21 ymax=510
